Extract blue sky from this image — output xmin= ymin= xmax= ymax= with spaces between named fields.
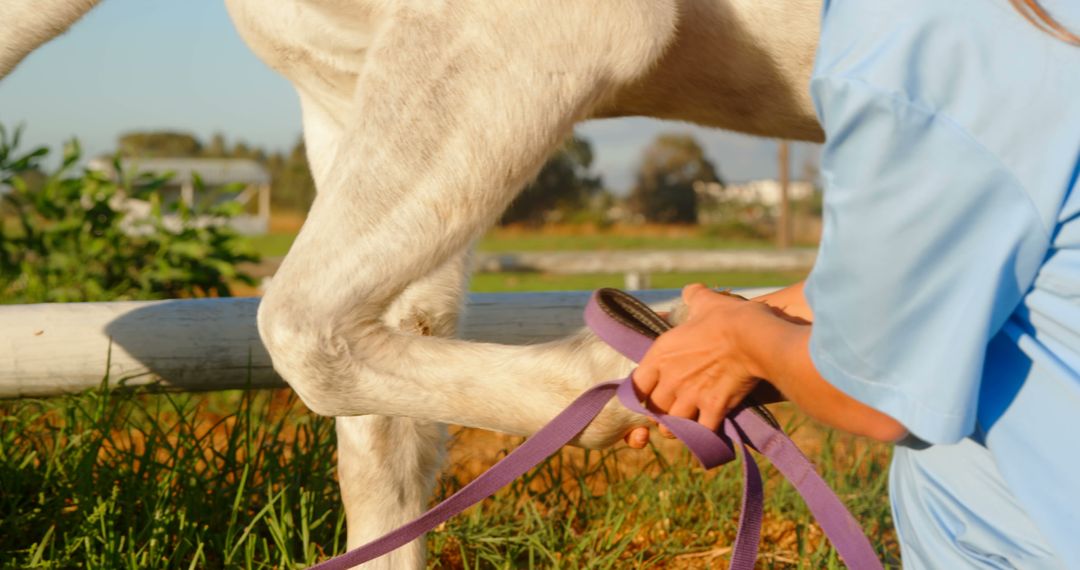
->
xmin=0 ymin=0 xmax=819 ymax=194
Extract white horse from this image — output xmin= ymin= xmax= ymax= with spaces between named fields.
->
xmin=0 ymin=1 xmax=822 ymax=567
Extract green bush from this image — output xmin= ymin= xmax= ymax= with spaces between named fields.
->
xmin=0 ymin=126 xmax=258 ymax=303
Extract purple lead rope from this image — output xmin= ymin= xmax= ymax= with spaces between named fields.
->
xmin=308 ymin=291 xmax=884 ymax=570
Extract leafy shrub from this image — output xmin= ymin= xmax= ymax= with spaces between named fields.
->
xmin=0 ymin=125 xmax=258 ymax=303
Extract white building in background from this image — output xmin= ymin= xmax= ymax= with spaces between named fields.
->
xmin=87 ymin=157 xmax=272 ymax=235
xmin=693 ymin=178 xmax=820 ymax=228
xmin=694 ymin=179 xmax=816 ymax=208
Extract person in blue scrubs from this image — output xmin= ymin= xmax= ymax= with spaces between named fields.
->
xmin=628 ymin=0 xmax=1080 ymax=567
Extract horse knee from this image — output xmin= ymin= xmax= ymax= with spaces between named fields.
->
xmin=257 ymin=291 xmax=379 ymax=417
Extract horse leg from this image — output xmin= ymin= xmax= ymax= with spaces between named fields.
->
xmin=334 ymin=253 xmax=469 ymax=567
xmin=291 ymin=89 xmax=475 ymax=567
xmin=258 ymin=1 xmax=676 ymax=445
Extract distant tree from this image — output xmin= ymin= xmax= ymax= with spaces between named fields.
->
xmin=265 ymin=138 xmax=317 ymax=212
xmin=231 ymin=141 xmax=255 ymax=160
xmin=204 ymin=132 xmax=228 ymax=158
xmin=500 ymin=134 xmax=603 ymax=226
xmin=629 ymin=134 xmax=721 ymax=224
xmin=117 ymin=131 xmax=203 ymax=158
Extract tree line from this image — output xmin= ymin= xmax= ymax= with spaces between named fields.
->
xmin=114 ymin=130 xmax=728 ymax=225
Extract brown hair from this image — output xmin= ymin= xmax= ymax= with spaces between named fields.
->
xmin=1010 ymin=0 xmax=1080 ymax=45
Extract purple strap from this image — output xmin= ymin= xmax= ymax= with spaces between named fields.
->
xmin=309 ymin=291 xmax=883 ymax=570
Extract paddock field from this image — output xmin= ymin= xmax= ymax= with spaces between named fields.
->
xmin=2 ymin=221 xmax=898 ymax=568
xmin=243 ymin=216 xmax=816 ymax=259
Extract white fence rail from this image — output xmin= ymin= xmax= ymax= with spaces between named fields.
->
xmin=0 ymin=288 xmax=776 ymax=399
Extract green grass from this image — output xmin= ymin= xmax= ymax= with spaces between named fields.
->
xmin=242 ymin=233 xmax=297 ymax=258
xmin=0 ymin=384 xmax=898 ymax=569
xmin=240 ymin=231 xmax=783 ymax=259
xmin=0 ymin=385 xmax=342 ymax=570
xmin=470 ymin=271 xmax=807 ymax=293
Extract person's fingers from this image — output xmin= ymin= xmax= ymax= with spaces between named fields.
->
xmin=645 ymin=355 xmax=693 ymax=439
xmin=655 ymin=394 xmax=698 ymax=439
xmin=668 ymin=397 xmax=698 ymax=421
xmin=697 ymin=403 xmax=725 ymax=433
xmin=631 ymin=364 xmax=660 ymax=398
xmin=650 ymin=391 xmax=677 ymax=439
xmin=694 ymin=381 xmax=732 ymax=431
xmin=624 ymin=426 xmax=650 ymax=449
xmin=647 ymin=369 xmax=678 ymax=413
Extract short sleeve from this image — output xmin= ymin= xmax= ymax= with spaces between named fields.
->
xmin=805 ymin=77 xmax=1050 ymax=444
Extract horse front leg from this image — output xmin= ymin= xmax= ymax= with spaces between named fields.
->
xmin=289 ymin=87 xmax=476 ymax=567
xmin=262 ymin=5 xmax=679 ymax=565
xmin=259 ymin=1 xmax=677 ymax=443
xmin=334 ymin=253 xmax=468 ymax=567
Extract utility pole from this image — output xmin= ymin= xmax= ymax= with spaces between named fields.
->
xmin=777 ymin=140 xmax=792 ymax=249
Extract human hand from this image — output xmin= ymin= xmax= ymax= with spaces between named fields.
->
xmin=628 ymin=283 xmax=776 ymax=440
xmin=623 ymin=281 xmax=907 ymax=445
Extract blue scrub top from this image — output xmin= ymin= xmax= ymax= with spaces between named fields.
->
xmin=805 ymin=0 xmax=1080 ymax=566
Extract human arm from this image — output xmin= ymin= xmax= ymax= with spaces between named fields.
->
xmin=632 ymin=283 xmax=908 ymax=443
xmin=628 ymin=75 xmax=1050 ymax=449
